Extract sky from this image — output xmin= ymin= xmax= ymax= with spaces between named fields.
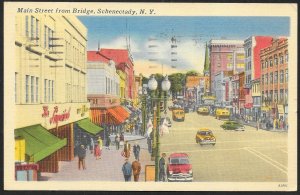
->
xmin=78 ymin=16 xmax=290 ymax=76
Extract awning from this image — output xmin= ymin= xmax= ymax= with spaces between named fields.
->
xmin=107 ymin=106 xmax=130 ymax=125
xmin=76 ymin=118 xmax=103 ymax=135
xmin=244 ymin=103 xmax=253 ymax=109
xmin=15 ymin=124 xmax=67 ymax=163
xmin=277 ymin=105 xmax=284 ymax=114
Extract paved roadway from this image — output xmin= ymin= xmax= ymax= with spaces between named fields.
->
xmin=160 ymin=111 xmax=288 ymax=182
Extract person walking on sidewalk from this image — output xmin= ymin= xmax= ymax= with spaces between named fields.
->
xmin=90 ymin=137 xmax=94 ymax=154
xmin=133 ymin=142 xmax=141 ymax=161
xmin=256 ymin=120 xmax=259 ymax=131
xmin=105 ymin=134 xmax=111 ymax=150
xmin=94 ymin=143 xmax=101 ymax=160
xmin=78 ymin=145 xmax=86 ymax=170
xmin=159 ymin=153 xmax=166 ymax=182
xmin=132 ymin=160 xmax=141 ymax=182
xmin=122 ymin=158 xmax=132 ymax=182
xmin=115 ymin=134 xmax=120 ymax=150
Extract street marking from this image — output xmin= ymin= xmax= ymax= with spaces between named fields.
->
xmin=244 ymin=147 xmax=287 ymax=174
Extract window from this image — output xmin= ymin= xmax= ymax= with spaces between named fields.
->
xmin=35 ymin=19 xmax=39 ymax=44
xmin=44 ymin=79 xmax=47 ymax=102
xmin=270 ymin=73 xmax=273 ymax=84
xmin=247 ymin=48 xmax=251 ymax=57
xmin=280 ymin=89 xmax=284 ymax=102
xmin=285 ymin=51 xmax=288 ymax=63
xmin=274 ymin=90 xmax=278 ymax=101
xmin=279 ymin=54 xmax=284 ymax=64
xmin=31 ymin=16 xmax=34 ymax=39
xmin=31 ymin=76 xmax=34 ymax=103
xmin=265 ymin=74 xmax=268 ymax=84
xmin=52 ymin=80 xmax=54 ymax=101
xmin=48 ymin=80 xmax=51 ymax=102
xmin=25 ymin=16 xmax=29 ymax=37
xmin=261 ymin=61 xmax=264 ymax=69
xmin=280 ymin=70 xmax=284 ymax=83
xmin=247 ymin=61 xmax=251 ymax=71
xmin=15 ymin=73 xmax=18 ymax=103
xmin=44 ymin=26 xmax=47 ymax=48
xmin=36 ymin=77 xmax=39 ymax=102
xmin=274 ymin=71 xmax=278 ymax=83
xmin=26 ymin=75 xmax=29 ymax=103
xmin=265 ymin=60 xmax=268 ymax=68
xmin=274 ymin=55 xmax=278 ymax=66
xmin=261 ymin=75 xmax=264 ymax=86
xmin=269 ymin=59 xmax=273 ymax=67
xmin=285 ymin=69 xmax=288 ymax=82
xmin=48 ymin=28 xmax=51 ymax=49
xmin=270 ymin=90 xmax=273 ymax=101
xmin=227 ymin=63 xmax=232 ymax=69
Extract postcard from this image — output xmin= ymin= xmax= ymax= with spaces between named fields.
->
xmin=4 ymin=2 xmax=297 ymax=191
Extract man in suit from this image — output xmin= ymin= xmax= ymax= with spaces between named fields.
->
xmin=131 ymin=160 xmax=141 ymax=182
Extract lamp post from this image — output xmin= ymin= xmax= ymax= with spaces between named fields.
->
xmin=147 ymin=74 xmax=171 ymax=181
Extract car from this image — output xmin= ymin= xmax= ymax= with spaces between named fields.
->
xmin=197 ymin=106 xmax=210 ymax=115
xmin=167 ymin=153 xmax=193 ymax=182
xmin=220 ymin=121 xmax=245 ymax=131
xmin=215 ymin=108 xmax=230 ymax=120
xmin=172 ymin=108 xmax=185 ymax=122
xmin=195 ymin=128 xmax=216 ymax=146
xmin=161 ymin=117 xmax=172 ymax=127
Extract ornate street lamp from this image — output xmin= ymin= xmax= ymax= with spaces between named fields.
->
xmin=147 ymin=74 xmax=171 ymax=181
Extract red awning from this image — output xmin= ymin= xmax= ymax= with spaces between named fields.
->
xmin=115 ymin=106 xmax=130 ymax=118
xmin=107 ymin=106 xmax=130 ymax=125
xmin=244 ymin=103 xmax=253 ymax=109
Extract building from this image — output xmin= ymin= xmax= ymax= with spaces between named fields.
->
xmin=209 ymin=39 xmax=245 ymax=95
xmin=133 ymin=75 xmax=143 ymax=108
xmin=87 ymin=51 xmax=129 ymax=134
xmin=260 ymin=38 xmax=288 ymax=127
xmin=99 ymin=49 xmax=135 ymax=103
xmin=231 ymin=73 xmax=240 ymax=116
xmin=197 ymin=76 xmax=210 ymax=105
xmin=185 ymin=76 xmax=201 ymax=105
xmin=14 ymin=15 xmax=92 ymax=174
xmin=214 ymin=71 xmax=233 ymax=107
xmin=117 ymin=70 xmax=126 ymax=103
xmin=238 ymin=72 xmax=246 ymax=116
xmin=243 ymin=36 xmax=273 ymax=121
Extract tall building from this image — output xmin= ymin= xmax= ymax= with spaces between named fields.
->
xmin=99 ymin=49 xmax=135 ymax=102
xmin=209 ymin=40 xmax=245 ymax=95
xmin=260 ymin=38 xmax=288 ymax=125
xmin=87 ymin=51 xmax=129 ymax=131
xmin=243 ymin=36 xmax=273 ymax=121
xmin=203 ymin=42 xmax=210 ymax=77
xmin=14 ymin=15 xmax=91 ymax=174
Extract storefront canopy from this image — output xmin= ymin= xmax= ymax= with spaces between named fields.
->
xmin=107 ymin=106 xmax=130 ymax=125
xmin=15 ymin=124 xmax=67 ymax=163
xmin=76 ymin=118 xmax=103 ymax=135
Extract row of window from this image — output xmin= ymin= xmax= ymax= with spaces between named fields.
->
xmin=261 ymin=52 xmax=288 ymax=69
xmin=261 ymin=89 xmax=288 ymax=102
xmin=105 ymin=77 xmax=119 ymax=96
xmin=65 ymin=31 xmax=86 ymax=67
xmin=22 ymin=74 xmax=54 ymax=103
xmin=261 ymin=69 xmax=288 ymax=85
xmin=25 ymin=15 xmax=55 ymax=50
xmin=65 ymin=84 xmax=86 ymax=102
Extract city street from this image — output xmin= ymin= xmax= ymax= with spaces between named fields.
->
xmin=160 ymin=111 xmax=288 ymax=182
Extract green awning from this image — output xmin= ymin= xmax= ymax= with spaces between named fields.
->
xmin=76 ymin=118 xmax=103 ymax=135
xmin=15 ymin=124 xmax=67 ymax=163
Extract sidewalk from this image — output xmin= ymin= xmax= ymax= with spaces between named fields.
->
xmin=41 ymin=133 xmax=154 ymax=181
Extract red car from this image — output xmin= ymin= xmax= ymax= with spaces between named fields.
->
xmin=166 ymin=153 xmax=193 ymax=182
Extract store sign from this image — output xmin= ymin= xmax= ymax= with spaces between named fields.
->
xmin=77 ymin=105 xmax=89 ymax=117
xmin=49 ymin=106 xmax=71 ymax=126
xmin=15 ymin=164 xmax=39 ymax=171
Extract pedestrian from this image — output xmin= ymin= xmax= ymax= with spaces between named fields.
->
xmin=147 ymin=136 xmax=152 ymax=153
xmin=256 ymin=120 xmax=259 ymax=131
xmin=94 ymin=143 xmax=101 ymax=160
xmin=78 ymin=144 xmax=86 ymax=170
xmin=132 ymin=160 xmax=141 ymax=182
xmin=135 ymin=123 xmax=139 ymax=135
xmin=122 ymin=158 xmax=132 ymax=182
xmin=82 ymin=135 xmax=88 ymax=149
xmin=105 ymin=134 xmax=111 ymax=150
xmin=115 ymin=133 xmax=120 ymax=150
xmin=159 ymin=153 xmax=167 ymax=182
xmin=90 ymin=137 xmax=94 ymax=154
xmin=133 ymin=142 xmax=140 ymax=161
xmin=97 ymin=136 xmax=103 ymax=148
xmin=124 ymin=141 xmax=131 ymax=158
xmin=120 ymin=132 xmax=125 ymax=148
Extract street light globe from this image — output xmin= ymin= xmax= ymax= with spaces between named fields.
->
xmin=148 ymin=75 xmax=158 ymax=91
xmin=162 ymin=75 xmax=171 ymax=91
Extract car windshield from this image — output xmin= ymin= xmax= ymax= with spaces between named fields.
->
xmin=199 ymin=131 xmax=212 ymax=136
xmin=170 ymin=157 xmax=189 ymax=164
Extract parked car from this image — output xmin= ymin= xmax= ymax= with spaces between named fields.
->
xmin=195 ymin=128 xmax=216 ymax=146
xmin=197 ymin=106 xmax=210 ymax=115
xmin=220 ymin=121 xmax=245 ymax=131
xmin=167 ymin=153 xmax=193 ymax=182
xmin=161 ymin=117 xmax=172 ymax=127
xmin=215 ymin=108 xmax=230 ymax=120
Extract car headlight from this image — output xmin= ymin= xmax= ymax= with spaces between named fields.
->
xmin=189 ymin=170 xmax=193 ymax=174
